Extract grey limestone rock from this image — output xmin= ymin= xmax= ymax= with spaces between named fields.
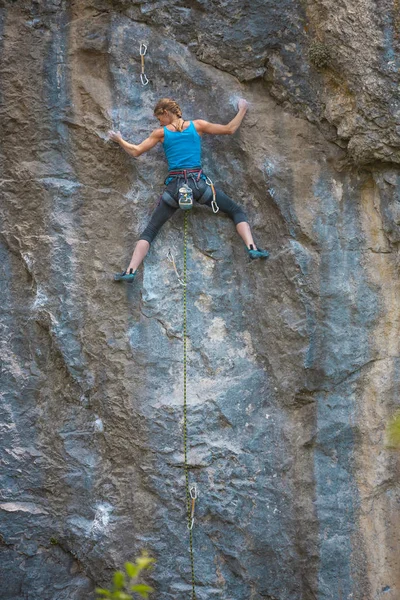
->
xmin=1 ymin=1 xmax=400 ymax=600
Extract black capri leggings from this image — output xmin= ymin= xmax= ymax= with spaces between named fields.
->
xmin=139 ymin=177 xmax=248 ymax=245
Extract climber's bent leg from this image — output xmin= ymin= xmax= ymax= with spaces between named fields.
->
xmin=205 ymin=188 xmax=248 ymax=226
xmin=205 ymin=187 xmax=269 ymax=258
xmin=133 ymin=198 xmax=177 ymax=270
xmin=139 ymin=198 xmax=178 ymax=247
xmin=115 ymin=199 xmax=177 ymax=281
xmin=205 ymin=188 xmax=255 ymax=246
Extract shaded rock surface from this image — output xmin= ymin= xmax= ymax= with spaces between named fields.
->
xmin=1 ymin=1 xmax=400 ymax=599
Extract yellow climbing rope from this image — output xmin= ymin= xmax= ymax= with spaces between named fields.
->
xmin=183 ymin=210 xmax=197 ymax=600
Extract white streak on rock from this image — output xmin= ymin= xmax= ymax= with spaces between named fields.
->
xmin=90 ymin=503 xmax=113 ymax=537
xmin=94 ymin=416 xmax=104 ymax=432
xmin=0 ymin=502 xmax=48 ymax=514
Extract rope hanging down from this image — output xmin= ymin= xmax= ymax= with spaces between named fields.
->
xmin=183 ymin=210 xmax=197 ymax=600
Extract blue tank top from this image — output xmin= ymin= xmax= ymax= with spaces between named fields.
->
xmin=163 ymin=121 xmax=202 ymax=171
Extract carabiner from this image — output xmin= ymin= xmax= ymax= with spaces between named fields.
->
xmin=140 ymin=43 xmax=147 ymax=56
xmin=187 ymin=484 xmax=197 ymax=530
xmin=140 ymin=73 xmax=149 ymax=86
xmin=205 ymin=176 xmax=219 ymax=213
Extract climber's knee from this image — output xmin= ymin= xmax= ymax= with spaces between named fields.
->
xmin=232 ymin=210 xmax=248 ymax=226
xmin=138 ymin=197 xmax=178 ymax=244
xmin=139 ymin=220 xmax=160 ymax=244
xmin=209 ymin=187 xmax=248 ymax=224
xmin=138 ymin=231 xmax=154 ymax=244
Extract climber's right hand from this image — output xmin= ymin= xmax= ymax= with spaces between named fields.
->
xmin=108 ymin=130 xmax=123 ymax=144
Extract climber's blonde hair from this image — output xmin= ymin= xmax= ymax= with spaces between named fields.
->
xmin=154 ymin=98 xmax=184 ymax=131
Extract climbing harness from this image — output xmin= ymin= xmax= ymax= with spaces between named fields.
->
xmin=140 ymin=43 xmax=149 ymax=86
xmin=164 ymin=168 xmax=203 ymax=187
xmin=182 ymin=209 xmax=197 ymax=600
xmin=163 ymin=168 xmax=219 ymax=213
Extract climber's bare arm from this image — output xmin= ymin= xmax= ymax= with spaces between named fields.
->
xmin=108 ymin=128 xmax=164 ymax=157
xmin=194 ymin=98 xmax=249 ymax=136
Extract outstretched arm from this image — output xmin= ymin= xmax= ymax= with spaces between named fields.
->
xmin=108 ymin=128 xmax=164 ymax=157
xmin=194 ymin=98 xmax=249 ymax=136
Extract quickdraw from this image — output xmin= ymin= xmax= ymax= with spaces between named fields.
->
xmin=188 ymin=485 xmax=197 ymax=531
xmin=205 ymin=175 xmax=219 ymax=213
xmin=166 ymin=249 xmax=184 ymax=286
xmin=140 ymin=43 xmax=149 ymax=86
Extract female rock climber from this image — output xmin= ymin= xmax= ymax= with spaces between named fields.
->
xmin=109 ymin=98 xmax=269 ymax=282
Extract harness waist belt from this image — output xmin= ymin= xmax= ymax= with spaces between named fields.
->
xmin=165 ymin=168 xmax=204 ymax=186
xmin=168 ymin=168 xmax=203 ymax=180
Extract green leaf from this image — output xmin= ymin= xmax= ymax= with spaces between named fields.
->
xmin=113 ymin=571 xmax=125 ymax=590
xmin=112 ymin=593 xmax=132 ymax=600
xmin=124 ymin=562 xmax=139 ymax=579
xmin=131 ymin=584 xmax=154 ymax=598
xmin=136 ymin=554 xmax=155 ymax=571
xmin=95 ymin=589 xmax=111 ymax=598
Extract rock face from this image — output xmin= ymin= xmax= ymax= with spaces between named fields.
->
xmin=1 ymin=1 xmax=400 ymax=599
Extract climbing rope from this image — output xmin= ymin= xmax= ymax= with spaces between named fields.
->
xmin=182 ymin=210 xmax=197 ymax=600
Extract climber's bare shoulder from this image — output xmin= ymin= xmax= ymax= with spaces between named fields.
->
xmin=134 ymin=128 xmax=164 ymax=155
xmin=193 ymin=120 xmax=233 ymax=136
xmin=150 ymin=127 xmax=164 ymax=143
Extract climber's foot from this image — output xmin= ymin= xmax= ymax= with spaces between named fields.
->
xmin=114 ymin=268 xmax=136 ymax=282
xmin=247 ymin=244 xmax=269 ymax=260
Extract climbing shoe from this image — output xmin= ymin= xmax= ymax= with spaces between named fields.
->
xmin=247 ymin=244 xmax=269 ymax=260
xmin=114 ymin=268 xmax=136 ymax=282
